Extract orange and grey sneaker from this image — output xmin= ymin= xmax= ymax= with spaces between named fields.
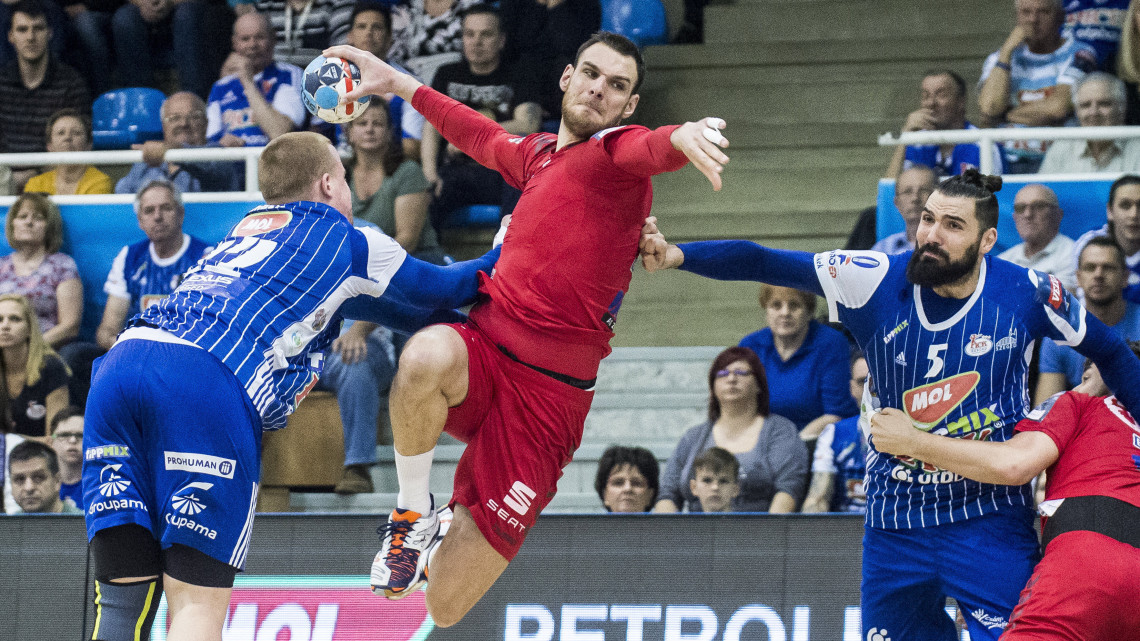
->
xmin=370 ymin=498 xmax=440 ymax=599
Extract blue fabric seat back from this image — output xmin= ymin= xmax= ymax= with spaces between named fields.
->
xmin=602 ymin=0 xmax=668 ymax=48
xmin=92 ymin=88 xmax=167 ymax=150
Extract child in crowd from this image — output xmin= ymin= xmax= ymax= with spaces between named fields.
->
xmin=689 ymin=447 xmax=740 ymax=513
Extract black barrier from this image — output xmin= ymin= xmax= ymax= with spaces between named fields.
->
xmin=1 ymin=513 xmax=868 ymax=640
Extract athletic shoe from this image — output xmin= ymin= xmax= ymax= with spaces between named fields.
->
xmin=371 ymin=498 xmax=439 ymax=599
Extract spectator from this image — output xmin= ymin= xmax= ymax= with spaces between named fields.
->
xmin=0 ymin=192 xmax=82 ymax=349
xmin=48 ymin=404 xmax=82 ymax=509
xmin=1116 ymin=0 xmax=1140 ymax=123
xmin=116 ymin=91 xmax=242 ymax=194
xmin=499 ymin=0 xmax=600 ymax=125
xmin=688 ymin=446 xmax=739 ymax=513
xmin=94 ymin=179 xmax=211 ymax=346
xmin=0 ymin=0 xmax=90 ymax=191
xmin=885 ymin=70 xmax=1004 ymax=179
xmin=1 ymin=0 xmax=69 ymax=71
xmin=1039 ymin=72 xmax=1140 ymax=173
xmin=206 ymin=11 xmax=305 ymax=147
xmin=422 ymin=5 xmax=540 ymax=227
xmin=739 ymin=285 xmax=858 ymax=438
xmin=595 ymin=445 xmax=658 ymax=513
xmin=109 ymin=0 xmax=208 ymax=98
xmin=63 ymin=0 xmax=124 ymax=96
xmin=245 ymin=0 xmax=354 ymax=67
xmin=873 ymin=166 xmax=935 ymax=255
xmin=802 ymin=351 xmax=868 ymax=513
xmin=0 ymin=294 xmax=69 ymax=437
xmin=23 ymin=108 xmax=113 ymax=195
xmin=8 ymin=439 xmax=80 ymax=512
xmin=978 ymin=0 xmax=1097 ymax=173
xmin=343 ymin=2 xmax=426 ymax=159
xmin=1073 ymin=174 xmax=1140 ymax=290
xmin=997 ymin=183 xmax=1076 ymax=289
xmin=347 ymin=101 xmax=445 ymax=264
xmin=1062 ymin=0 xmax=1128 ymax=71
xmin=655 ymin=346 xmax=808 ymax=513
xmin=1 ymin=428 xmax=26 ymax=512
xmin=388 ymin=0 xmax=480 ymax=84
xmin=1036 ymin=236 xmax=1140 ymax=400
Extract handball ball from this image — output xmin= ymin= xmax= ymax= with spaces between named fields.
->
xmin=302 ymin=56 xmax=371 ymax=124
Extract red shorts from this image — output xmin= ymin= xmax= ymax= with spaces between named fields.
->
xmin=1001 ymin=530 xmax=1140 ymax=640
xmin=443 ymin=322 xmax=595 ymax=560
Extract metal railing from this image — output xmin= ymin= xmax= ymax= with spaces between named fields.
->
xmin=0 ymin=146 xmax=266 ymax=192
xmin=877 ymin=125 xmax=1140 ymax=174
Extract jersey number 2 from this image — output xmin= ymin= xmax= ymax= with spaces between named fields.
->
xmin=207 ymin=237 xmax=278 ymax=276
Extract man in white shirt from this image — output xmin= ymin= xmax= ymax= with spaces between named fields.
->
xmin=998 ymin=183 xmax=1076 ymax=288
xmin=1038 ymin=72 xmax=1140 ymax=174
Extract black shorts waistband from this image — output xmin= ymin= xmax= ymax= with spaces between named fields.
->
xmin=1041 ymin=494 xmax=1140 ymax=550
xmin=496 ymin=345 xmax=596 ymax=390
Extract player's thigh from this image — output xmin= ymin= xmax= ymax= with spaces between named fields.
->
xmin=424 ymin=504 xmax=509 ymax=628
xmin=862 ymin=526 xmax=958 ymax=641
xmin=395 ymin=324 xmax=470 ymax=405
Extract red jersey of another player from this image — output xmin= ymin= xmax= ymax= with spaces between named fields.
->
xmin=1015 ymin=391 xmax=1140 ymax=510
xmin=412 ymin=87 xmax=689 ymax=380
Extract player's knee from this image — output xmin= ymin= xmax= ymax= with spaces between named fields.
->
xmin=424 ymin=593 xmax=471 ymax=628
xmin=397 ymin=328 xmax=463 ymax=388
xmin=91 ymin=525 xmax=164 ymax=641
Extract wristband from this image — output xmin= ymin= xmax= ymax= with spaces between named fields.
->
xmin=995 ymin=61 xmax=1012 ymax=72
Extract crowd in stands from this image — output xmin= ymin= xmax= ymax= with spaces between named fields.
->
xmin=6 ymin=0 xmax=1140 ymax=515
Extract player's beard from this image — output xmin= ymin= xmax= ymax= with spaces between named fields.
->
xmin=561 ymin=95 xmax=622 ymax=139
xmin=906 ymin=239 xmax=980 ymax=288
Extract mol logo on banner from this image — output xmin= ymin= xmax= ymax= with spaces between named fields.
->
xmin=903 ymin=371 xmax=979 ymax=429
xmin=149 ymin=576 xmax=433 ymax=641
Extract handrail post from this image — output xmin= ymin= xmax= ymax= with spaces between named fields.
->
xmin=245 ymin=150 xmax=259 ymax=193
xmin=979 ymin=134 xmax=995 ymax=175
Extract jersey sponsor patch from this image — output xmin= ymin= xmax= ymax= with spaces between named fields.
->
xmin=904 ymin=371 xmax=980 ymax=428
xmin=164 ymin=451 xmax=237 ymax=479
xmin=85 ymin=444 xmax=129 ymax=461
xmin=233 ymin=211 xmax=292 ymax=237
xmin=965 ymin=333 xmax=993 ymax=357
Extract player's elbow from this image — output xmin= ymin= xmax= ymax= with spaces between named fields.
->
xmin=992 ymin=457 xmax=1039 ymax=486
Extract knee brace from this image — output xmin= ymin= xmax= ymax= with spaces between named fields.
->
xmin=91 ymin=578 xmax=162 ymax=641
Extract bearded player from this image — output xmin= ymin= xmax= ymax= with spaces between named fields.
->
xmin=325 ymin=32 xmax=729 ymax=627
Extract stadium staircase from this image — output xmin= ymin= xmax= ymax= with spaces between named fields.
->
xmin=276 ymin=1 xmax=1015 ymax=513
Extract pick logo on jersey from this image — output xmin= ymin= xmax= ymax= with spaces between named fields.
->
xmin=234 ymin=211 xmax=292 ymax=237
xmin=903 ymin=371 xmax=979 ymax=428
xmin=965 ymin=333 xmax=992 ymax=357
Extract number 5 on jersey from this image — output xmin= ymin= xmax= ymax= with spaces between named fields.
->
xmin=925 ymin=344 xmax=947 ymax=379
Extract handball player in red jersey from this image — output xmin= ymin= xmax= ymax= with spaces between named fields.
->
xmin=869 ymin=343 xmax=1140 ymax=641
xmin=325 ymin=30 xmax=730 ymax=627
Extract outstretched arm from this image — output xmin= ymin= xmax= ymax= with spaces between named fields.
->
xmin=642 ymin=238 xmax=824 ymax=296
xmin=1072 ymin=317 xmax=1140 ymax=415
xmin=869 ymin=407 xmax=1059 ymax=486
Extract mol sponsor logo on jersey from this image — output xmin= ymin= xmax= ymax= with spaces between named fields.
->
xmin=233 ymin=211 xmax=292 ymax=237
xmin=903 ymin=372 xmax=979 ymax=428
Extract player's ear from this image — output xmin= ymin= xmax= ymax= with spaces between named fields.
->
xmin=980 ymin=226 xmax=998 ymax=255
xmin=559 ymin=64 xmax=574 ymax=92
xmin=622 ymin=93 xmax=639 ymax=120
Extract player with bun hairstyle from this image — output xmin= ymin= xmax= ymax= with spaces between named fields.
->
xmin=641 ymin=168 xmax=1140 ymax=641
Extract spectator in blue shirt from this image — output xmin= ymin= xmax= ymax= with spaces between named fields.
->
xmin=739 ymin=284 xmax=858 ymax=440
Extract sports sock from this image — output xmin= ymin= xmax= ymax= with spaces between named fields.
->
xmin=395 ymin=448 xmax=435 ymax=515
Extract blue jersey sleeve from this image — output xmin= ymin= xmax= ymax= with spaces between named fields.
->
xmin=1071 ymin=315 xmax=1140 ymax=415
xmin=677 ymin=240 xmax=823 ymax=295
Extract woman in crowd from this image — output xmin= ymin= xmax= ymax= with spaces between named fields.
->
xmin=655 ymin=346 xmax=808 ymax=513
xmin=0 ymin=193 xmax=82 ymax=349
xmin=738 ymin=284 xmax=857 ymax=440
xmin=0 ymin=294 xmax=70 ymax=438
xmin=387 ymin=0 xmax=481 ymax=83
xmin=347 ymin=100 xmax=446 ymax=264
xmin=24 ymin=109 xmax=112 ymax=196
xmin=595 ymin=445 xmax=659 ymax=513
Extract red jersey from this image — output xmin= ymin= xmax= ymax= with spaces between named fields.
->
xmin=412 ymin=87 xmax=688 ymax=380
xmin=1015 ymin=391 xmax=1140 ymax=509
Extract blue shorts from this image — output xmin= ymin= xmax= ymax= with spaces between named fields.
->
xmin=82 ymin=338 xmax=262 ymax=570
xmin=861 ymin=508 xmax=1040 ymax=641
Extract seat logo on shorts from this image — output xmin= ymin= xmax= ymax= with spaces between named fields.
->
xmin=171 ymin=482 xmax=214 ymax=515
xmin=502 ymin=481 xmax=537 ymax=516
xmin=98 ymin=464 xmax=131 ymax=497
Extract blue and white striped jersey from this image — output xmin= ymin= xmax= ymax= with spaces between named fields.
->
xmin=132 ymin=200 xmax=492 ymax=431
xmin=816 ymin=250 xmax=1090 ymax=529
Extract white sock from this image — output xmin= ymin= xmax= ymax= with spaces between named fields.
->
xmin=395 ymin=449 xmax=434 ymax=515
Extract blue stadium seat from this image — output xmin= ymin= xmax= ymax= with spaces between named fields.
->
xmin=92 ymin=88 xmax=166 ymax=150
xmin=445 ymin=205 xmax=501 ymax=228
xmin=602 ymin=0 xmax=668 ymax=48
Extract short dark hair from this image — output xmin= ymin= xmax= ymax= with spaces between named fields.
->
xmin=923 ymin=69 xmax=967 ymax=97
xmin=594 ymin=445 xmax=659 ymax=511
xmin=350 ymin=1 xmax=390 ymax=31
xmin=574 ymin=31 xmax=645 ymax=95
xmin=9 ymin=439 xmax=59 ymax=476
xmin=1079 ymin=235 xmax=1128 ymax=271
xmin=691 ymin=447 xmax=739 ymax=480
xmin=11 ymin=0 xmax=48 ymax=21
xmin=934 ymin=168 xmax=1001 ymax=232
xmin=1108 ymin=174 xmax=1140 ymax=208
xmin=45 ymin=108 xmax=91 ymax=144
xmin=461 ymin=3 xmax=500 ymax=29
xmin=49 ymin=405 xmax=83 ymax=433
xmin=708 ymin=346 xmax=770 ymax=421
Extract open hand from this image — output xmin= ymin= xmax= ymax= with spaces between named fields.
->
xmin=670 ymin=117 xmax=730 ymax=191
xmin=322 ymin=45 xmax=423 ymax=104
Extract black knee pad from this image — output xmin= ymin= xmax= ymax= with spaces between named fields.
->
xmin=91 ymin=525 xmax=162 ymax=582
xmin=163 ymin=544 xmax=237 ymax=589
